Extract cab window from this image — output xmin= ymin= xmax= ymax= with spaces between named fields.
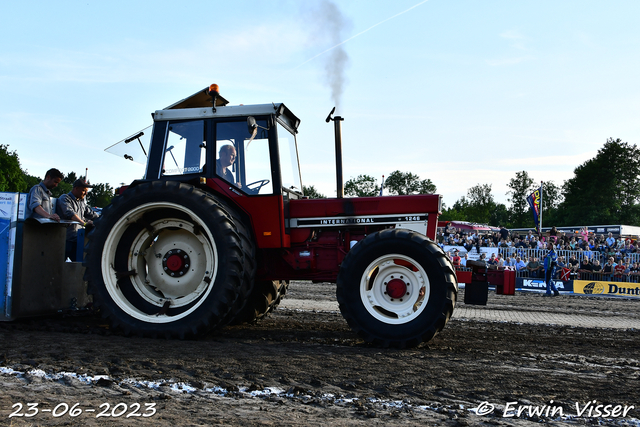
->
xmin=216 ymin=120 xmax=273 ymax=194
xmin=162 ymin=120 xmax=205 ymax=176
xmin=277 ymin=121 xmax=302 ymax=193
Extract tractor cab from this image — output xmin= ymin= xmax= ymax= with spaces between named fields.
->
xmin=106 ymin=85 xmax=304 ymax=201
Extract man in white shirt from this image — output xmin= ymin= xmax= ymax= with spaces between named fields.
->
xmin=460 ymin=253 xmax=468 ymax=267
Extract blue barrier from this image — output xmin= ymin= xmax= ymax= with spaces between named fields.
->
xmin=0 ymin=192 xmax=19 ymax=320
xmin=0 ymin=217 xmax=9 ymax=314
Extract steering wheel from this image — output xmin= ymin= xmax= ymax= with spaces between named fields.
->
xmin=246 ymin=179 xmax=270 ymax=194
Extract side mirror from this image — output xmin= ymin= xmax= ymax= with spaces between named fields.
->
xmin=247 ymin=116 xmax=258 ymax=134
xmin=246 ymin=116 xmax=259 ymax=147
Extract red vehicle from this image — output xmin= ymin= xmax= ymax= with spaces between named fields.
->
xmin=86 ymin=85 xmax=457 ymax=348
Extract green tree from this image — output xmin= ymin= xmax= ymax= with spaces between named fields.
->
xmin=542 ymin=181 xmax=562 ymax=211
xmin=52 ymin=171 xmax=77 ymax=198
xmin=385 ymin=170 xmax=435 ymax=195
xmin=440 ymin=197 xmax=470 ymax=222
xmin=440 ymin=184 xmax=505 ymax=226
xmin=302 ymin=185 xmax=326 ymax=199
xmin=490 ymin=203 xmax=510 ymax=227
xmin=0 ymin=144 xmax=27 ymax=192
xmin=540 ymin=180 xmax=562 ymax=226
xmin=559 ymin=138 xmax=640 ymax=225
xmin=23 ymin=173 xmax=40 ymax=191
xmin=506 ymin=170 xmax=535 ymax=228
xmin=465 ymin=183 xmax=496 ymax=225
xmin=64 ymin=171 xmax=78 ymax=186
xmin=344 ymin=174 xmax=378 ymax=197
xmin=86 ymin=183 xmax=115 ymax=208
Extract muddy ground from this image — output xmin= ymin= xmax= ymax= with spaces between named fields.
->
xmin=1 ymin=282 xmax=639 ymax=426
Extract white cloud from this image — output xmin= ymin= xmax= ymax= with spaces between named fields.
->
xmin=499 ymin=29 xmax=528 ymax=49
xmin=494 ymin=151 xmax=597 ymax=168
xmin=484 ymin=28 xmax=533 ymax=66
xmin=485 ymin=55 xmax=536 ymax=66
xmin=500 ymin=29 xmax=522 ymax=39
xmin=0 ymin=23 xmax=310 ymax=86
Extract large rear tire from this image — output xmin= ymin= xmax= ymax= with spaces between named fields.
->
xmin=85 ymin=181 xmax=247 ymax=339
xmin=336 ymin=229 xmax=457 ymax=348
xmin=216 ymin=200 xmax=256 ymax=325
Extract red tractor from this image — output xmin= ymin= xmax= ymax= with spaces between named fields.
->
xmin=86 ymin=85 xmax=457 ymax=348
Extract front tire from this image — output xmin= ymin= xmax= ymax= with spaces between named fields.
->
xmin=85 ymin=181 xmax=246 ymax=339
xmin=336 ymin=229 xmax=457 ymax=348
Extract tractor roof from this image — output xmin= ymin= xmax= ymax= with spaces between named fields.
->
xmin=154 ymin=103 xmax=287 ymax=121
xmin=154 ymin=85 xmax=300 ymax=132
xmin=153 ymin=103 xmax=300 ymax=134
xmin=155 ymin=101 xmax=300 ymax=134
xmin=106 ymin=86 xmax=301 ymax=164
xmin=164 ymin=86 xmax=229 ymax=110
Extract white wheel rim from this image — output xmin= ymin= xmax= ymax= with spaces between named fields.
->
xmin=101 ymin=202 xmax=217 ymax=324
xmin=360 ymin=254 xmax=430 ymax=324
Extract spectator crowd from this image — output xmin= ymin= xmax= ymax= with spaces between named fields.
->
xmin=438 ymin=223 xmax=640 ymax=283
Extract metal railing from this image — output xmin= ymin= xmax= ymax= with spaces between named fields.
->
xmin=474 ymin=247 xmax=640 ymax=283
xmin=497 ymin=247 xmax=640 ymax=264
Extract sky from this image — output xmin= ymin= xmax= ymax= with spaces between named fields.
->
xmin=2 ymin=0 xmax=639 ymax=207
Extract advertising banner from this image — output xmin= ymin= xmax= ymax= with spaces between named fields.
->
xmin=18 ymin=193 xmax=27 ymax=220
xmin=573 ymin=280 xmax=640 ymax=298
xmin=0 ymin=192 xmax=19 ymax=318
xmin=517 ymin=278 xmax=573 ymax=292
xmin=442 ymin=245 xmax=498 ymax=261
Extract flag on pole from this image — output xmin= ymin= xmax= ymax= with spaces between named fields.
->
xmin=379 ymin=175 xmax=385 ymax=196
xmin=526 ymin=186 xmax=542 ymax=234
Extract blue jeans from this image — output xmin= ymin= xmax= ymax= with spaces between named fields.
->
xmin=545 ymin=268 xmax=558 ymax=295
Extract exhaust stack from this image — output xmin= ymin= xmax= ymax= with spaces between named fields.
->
xmin=326 ymin=108 xmax=344 ymax=198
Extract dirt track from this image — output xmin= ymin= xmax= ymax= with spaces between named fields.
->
xmin=1 ymin=282 xmax=639 ymax=426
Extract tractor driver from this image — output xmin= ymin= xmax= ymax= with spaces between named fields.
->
xmin=216 ymin=144 xmax=241 ymax=187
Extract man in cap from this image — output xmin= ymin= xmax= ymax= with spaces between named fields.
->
xmin=56 ymin=179 xmax=99 ymax=261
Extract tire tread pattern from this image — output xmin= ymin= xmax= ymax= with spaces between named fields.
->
xmin=85 ymin=181 xmax=246 ymax=339
xmin=229 ymin=280 xmax=289 ymax=325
